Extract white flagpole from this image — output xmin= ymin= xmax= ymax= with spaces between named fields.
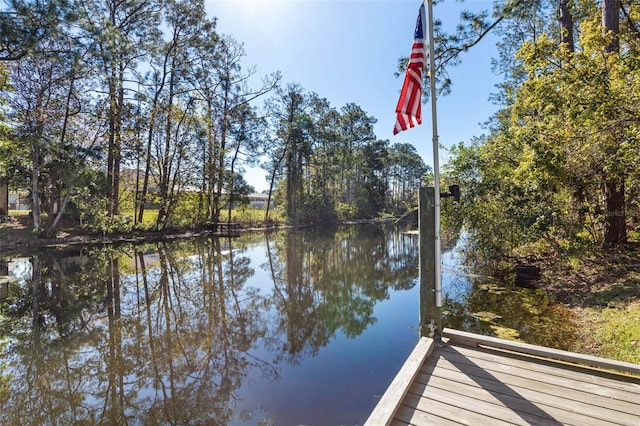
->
xmin=425 ymin=0 xmax=442 ymax=308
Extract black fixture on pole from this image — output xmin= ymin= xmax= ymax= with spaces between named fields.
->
xmin=440 ymin=185 xmax=460 ymax=202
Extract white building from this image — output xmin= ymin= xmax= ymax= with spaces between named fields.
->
xmin=8 ymin=190 xmax=30 ymax=211
xmin=247 ymin=193 xmax=274 ymax=209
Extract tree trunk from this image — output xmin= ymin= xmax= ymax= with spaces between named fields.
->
xmin=604 ymin=178 xmax=626 ymax=243
xmin=227 ymin=139 xmax=242 ymax=224
xmin=156 ymin=63 xmax=176 ymax=230
xmin=46 ymin=190 xmax=72 ymax=237
xmin=212 ymin=79 xmax=231 ymax=225
xmin=601 ymin=0 xmax=625 ymax=244
xmin=265 ymin=169 xmax=277 ymax=221
xmin=106 ymin=76 xmax=116 ymax=218
xmin=207 ymin=105 xmax=215 ymax=222
xmin=284 ymin=96 xmax=301 ymax=219
xmin=285 ymin=141 xmax=297 ymax=218
xmin=265 ymin=149 xmax=286 ymax=222
xmin=602 ymin=0 xmax=620 ymax=53
xmin=0 ymin=180 xmax=7 ymax=214
xmin=30 ymin=146 xmax=41 ymax=231
xmin=558 ymin=0 xmax=574 ymax=51
xmin=106 ymin=63 xmax=123 ymax=218
xmin=138 ymin=65 xmax=169 ymax=224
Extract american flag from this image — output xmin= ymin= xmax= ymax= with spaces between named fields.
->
xmin=393 ymin=4 xmax=426 ymax=135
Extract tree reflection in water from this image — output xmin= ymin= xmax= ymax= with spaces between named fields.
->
xmin=0 ymin=224 xmax=420 ymax=424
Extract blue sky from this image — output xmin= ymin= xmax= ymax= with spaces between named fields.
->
xmin=204 ymin=0 xmax=501 ymax=191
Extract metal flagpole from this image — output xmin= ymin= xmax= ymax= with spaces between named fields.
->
xmin=425 ymin=0 xmax=442 ymax=308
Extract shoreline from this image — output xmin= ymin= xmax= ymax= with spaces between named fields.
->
xmin=2 ymin=216 xmax=639 ymax=364
xmin=0 ymin=216 xmax=403 ymax=253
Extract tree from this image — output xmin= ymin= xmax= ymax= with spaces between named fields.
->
xmin=446 ymin=0 xmax=640 ymax=256
xmin=191 ymin=35 xmax=278 ymax=225
xmin=358 ymin=139 xmax=390 ymax=218
xmin=134 ymin=1 xmax=216 ymax=226
xmin=81 ymin=0 xmax=161 ymax=218
xmin=336 ymin=103 xmax=376 ymax=212
xmin=224 ymin=171 xmax=253 ymax=222
xmin=512 ymin=1 xmax=638 ymax=245
xmin=600 ymin=0 xmax=626 ymax=243
xmin=150 ymin=0 xmax=212 ymax=229
xmin=306 ymin=95 xmax=341 ymax=200
xmin=0 ymin=0 xmax=72 ymax=61
xmin=388 ymin=143 xmax=430 ymax=214
xmin=225 ymin=102 xmax=265 ymax=223
xmin=263 ymin=84 xmax=310 ymax=220
xmin=5 ymin=21 xmax=99 ymax=234
xmin=0 ymin=64 xmax=20 ymax=203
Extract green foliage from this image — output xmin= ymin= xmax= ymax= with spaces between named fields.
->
xmin=335 ymin=202 xmax=356 ymax=221
xmin=446 ymin=1 xmax=640 ymax=257
xmin=387 ymin=143 xmax=430 ymax=215
xmin=295 ymin=192 xmax=337 ymax=223
xmin=264 ymin=84 xmax=422 ymax=222
xmin=232 ymin=206 xmax=284 ymax=225
xmin=81 ymin=199 xmax=133 ymax=235
xmin=167 ymin=192 xmax=201 ymax=226
xmin=2 ymin=0 xmax=425 ymax=233
xmin=120 ymin=208 xmax=158 ymax=228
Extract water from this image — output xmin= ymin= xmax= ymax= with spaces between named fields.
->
xmin=0 ymin=224 xmax=576 ymax=425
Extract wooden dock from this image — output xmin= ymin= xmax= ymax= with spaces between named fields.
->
xmin=365 ymin=328 xmax=640 ymax=425
xmin=217 ymin=222 xmax=241 ymax=236
xmin=205 ymin=222 xmax=241 ymax=237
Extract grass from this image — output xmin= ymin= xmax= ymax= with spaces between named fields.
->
xmin=211 ymin=207 xmax=284 ymax=226
xmin=543 ymin=244 xmax=640 ymax=364
xmin=117 ymin=207 xmax=284 ymax=229
xmin=231 ymin=208 xmax=265 ymax=222
xmin=118 ymin=209 xmax=158 ymax=225
xmin=578 ymin=302 xmax=640 ymax=364
xmin=3 ymin=207 xmax=280 ymax=233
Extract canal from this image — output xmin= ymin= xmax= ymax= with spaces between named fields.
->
xmin=0 ymin=224 xmax=576 ymax=425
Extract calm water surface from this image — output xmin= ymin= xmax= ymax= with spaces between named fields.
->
xmin=0 ymin=224 xmax=575 ymax=425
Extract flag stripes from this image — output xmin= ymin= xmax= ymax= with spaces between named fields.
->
xmin=393 ymin=4 xmax=426 ymax=135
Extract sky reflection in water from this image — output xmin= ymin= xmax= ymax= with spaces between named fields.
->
xmin=2 ymin=225 xmax=457 ymax=425
xmin=1 ymin=225 xmax=569 ymax=425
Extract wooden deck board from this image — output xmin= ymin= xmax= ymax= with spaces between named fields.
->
xmin=427 ymin=348 xmax=640 ymax=411
xmin=392 ymin=404 xmax=460 ymax=426
xmin=364 ymin=328 xmax=640 ymax=426
xmin=405 ymin=383 xmax=561 ymax=426
xmin=404 ymin=390 xmax=516 ymax=425
xmin=437 ymin=344 xmax=640 ymax=396
xmin=432 ymin=346 xmax=640 ymax=405
xmin=420 ymin=363 xmax=638 ymax=420
xmin=413 ymin=370 xmax=632 ymax=426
